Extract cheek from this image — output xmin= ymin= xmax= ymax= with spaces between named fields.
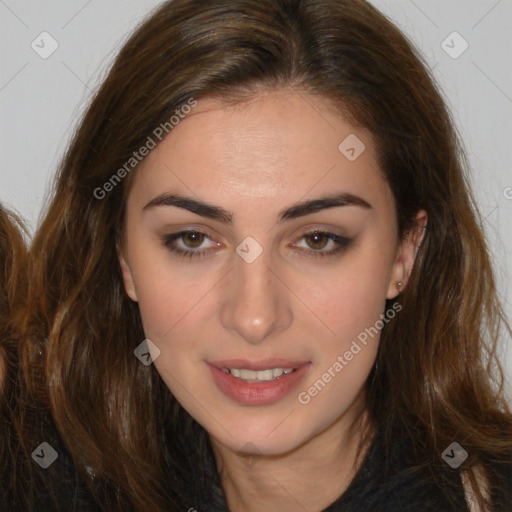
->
xmin=293 ymin=259 xmax=388 ymax=425
xmin=135 ymin=275 xmax=207 ymax=341
xmin=130 ymin=249 xmax=221 ymax=353
xmin=298 ymin=245 xmax=394 ymax=348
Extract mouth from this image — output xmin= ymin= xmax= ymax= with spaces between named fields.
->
xmin=207 ymin=359 xmax=311 ymax=405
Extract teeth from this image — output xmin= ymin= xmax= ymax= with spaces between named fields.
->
xmin=224 ymin=367 xmax=296 ymax=382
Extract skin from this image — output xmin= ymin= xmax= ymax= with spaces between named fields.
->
xmin=119 ymin=89 xmax=427 ymax=511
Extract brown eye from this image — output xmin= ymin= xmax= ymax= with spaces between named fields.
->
xmin=291 ymin=230 xmax=352 ymax=259
xmin=304 ymin=231 xmax=330 ymax=250
xmin=162 ymin=230 xmax=220 ymax=260
xmin=181 ymin=231 xmax=205 ymax=248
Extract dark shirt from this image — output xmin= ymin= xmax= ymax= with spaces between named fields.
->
xmin=1 ymin=420 xmax=473 ymax=511
xmin=191 ymin=424 xmax=471 ymax=512
xmin=321 ymin=430 xmax=470 ymax=512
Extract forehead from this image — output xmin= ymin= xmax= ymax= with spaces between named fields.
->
xmin=128 ymin=90 xmax=392 ymax=217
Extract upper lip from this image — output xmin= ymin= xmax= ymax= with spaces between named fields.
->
xmin=208 ymin=359 xmax=310 ymax=371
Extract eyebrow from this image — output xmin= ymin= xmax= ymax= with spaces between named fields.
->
xmin=143 ymin=192 xmax=372 ymax=224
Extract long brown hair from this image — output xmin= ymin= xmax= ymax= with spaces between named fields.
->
xmin=0 ymin=205 xmax=28 ymax=504
xmin=0 ymin=204 xmax=27 ymax=400
xmin=23 ymin=0 xmax=512 ymax=510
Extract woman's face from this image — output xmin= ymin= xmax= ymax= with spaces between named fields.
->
xmin=120 ymin=90 xmax=420 ymax=456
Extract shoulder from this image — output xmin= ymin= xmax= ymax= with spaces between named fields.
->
xmin=323 ymin=426 xmax=470 ymax=512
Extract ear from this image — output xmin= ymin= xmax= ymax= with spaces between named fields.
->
xmin=118 ymin=245 xmax=138 ymax=302
xmin=386 ymin=209 xmax=428 ymax=299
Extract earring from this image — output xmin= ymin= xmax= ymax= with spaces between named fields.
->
xmin=397 ymin=281 xmax=403 ymax=293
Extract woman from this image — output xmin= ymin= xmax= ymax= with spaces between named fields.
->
xmin=21 ymin=0 xmax=512 ymax=510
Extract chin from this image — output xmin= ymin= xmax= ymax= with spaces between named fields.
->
xmin=208 ymin=414 xmax=317 ymax=457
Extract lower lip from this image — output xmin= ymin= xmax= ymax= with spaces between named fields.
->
xmin=208 ymin=363 xmax=311 ymax=405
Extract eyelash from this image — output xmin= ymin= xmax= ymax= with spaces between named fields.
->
xmin=162 ymin=229 xmax=352 ymax=261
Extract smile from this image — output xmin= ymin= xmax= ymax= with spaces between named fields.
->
xmin=208 ymin=360 xmax=311 ymax=405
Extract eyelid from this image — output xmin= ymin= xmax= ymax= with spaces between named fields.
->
xmin=289 ymin=224 xmax=349 ymax=245
xmin=162 ymin=224 xmax=216 ymax=237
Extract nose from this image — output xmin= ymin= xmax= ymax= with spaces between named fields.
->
xmin=220 ymin=250 xmax=293 ymax=345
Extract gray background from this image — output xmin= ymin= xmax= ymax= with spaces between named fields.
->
xmin=1 ymin=0 xmax=511 ymax=399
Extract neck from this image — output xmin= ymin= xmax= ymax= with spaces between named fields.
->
xmin=211 ymin=395 xmax=375 ymax=512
